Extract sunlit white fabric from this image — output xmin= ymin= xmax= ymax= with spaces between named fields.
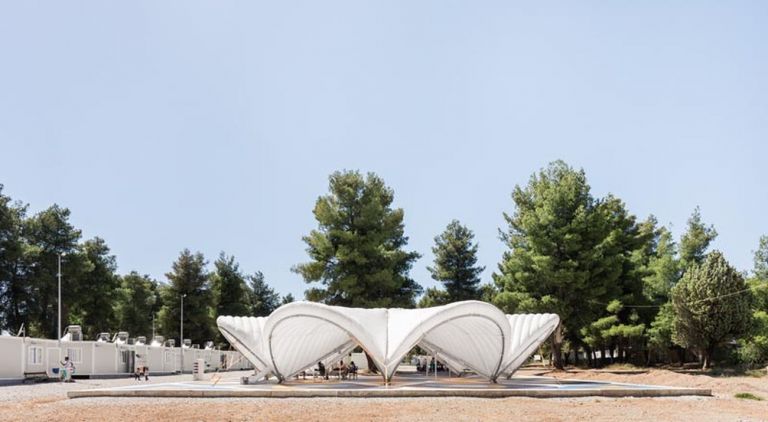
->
xmin=499 ymin=313 xmax=560 ymax=377
xmin=217 ymin=301 xmax=559 ymax=383
xmin=216 ymin=316 xmax=270 ymax=371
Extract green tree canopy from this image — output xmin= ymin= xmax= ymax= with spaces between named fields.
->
xmin=671 ymin=251 xmax=752 ymax=369
xmin=23 ymin=205 xmax=87 ymax=338
xmin=281 ymin=293 xmax=295 ymax=305
xmin=0 ymin=185 xmax=29 ymax=333
xmin=417 ymin=287 xmax=450 ymax=308
xmin=248 ymin=271 xmax=280 ymax=316
xmin=643 ymin=226 xmax=680 ymax=304
xmin=753 ymin=235 xmax=768 ymax=282
xmin=294 ymin=170 xmax=421 ymax=307
xmin=69 ymin=237 xmax=120 ymax=339
xmin=158 ymin=249 xmax=215 ymax=345
xmin=211 ymin=253 xmax=250 ymax=317
xmin=115 ymin=272 xmax=160 ymax=339
xmin=427 ymin=220 xmax=484 ymax=303
xmin=210 ymin=253 xmax=251 ymax=345
xmin=493 ymin=161 xmax=654 ymax=368
xmin=679 ymin=207 xmax=718 ymax=271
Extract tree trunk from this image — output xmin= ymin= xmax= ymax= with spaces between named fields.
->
xmin=675 ymin=347 xmax=685 ymax=366
xmin=702 ymin=345 xmax=715 ymax=370
xmin=551 ymin=323 xmax=564 ymax=369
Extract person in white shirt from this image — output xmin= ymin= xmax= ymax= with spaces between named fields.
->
xmin=60 ymin=356 xmax=75 ymax=382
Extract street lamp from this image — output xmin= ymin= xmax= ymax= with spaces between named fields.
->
xmin=57 ymin=252 xmax=65 ymax=347
xmin=180 ymin=294 xmax=186 ymax=374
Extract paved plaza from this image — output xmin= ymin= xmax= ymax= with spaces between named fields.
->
xmin=67 ymin=370 xmax=711 ymax=399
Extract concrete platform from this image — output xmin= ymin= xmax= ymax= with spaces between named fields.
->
xmin=67 ymin=372 xmax=711 ymax=399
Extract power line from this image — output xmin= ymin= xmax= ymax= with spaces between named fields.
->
xmin=588 ymin=282 xmax=768 ymax=309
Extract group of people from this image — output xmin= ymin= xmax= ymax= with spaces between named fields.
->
xmin=133 ymin=354 xmax=149 ymax=381
xmin=315 ymin=360 xmax=358 ymax=380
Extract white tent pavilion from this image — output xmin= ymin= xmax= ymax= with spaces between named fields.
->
xmin=217 ymin=300 xmax=559 ymax=384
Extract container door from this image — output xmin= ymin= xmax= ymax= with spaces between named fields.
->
xmin=47 ymin=348 xmax=60 ymax=377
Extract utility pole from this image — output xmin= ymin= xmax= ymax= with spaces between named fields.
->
xmin=57 ymin=252 xmax=63 ymax=347
xmin=180 ymin=294 xmax=186 ymax=373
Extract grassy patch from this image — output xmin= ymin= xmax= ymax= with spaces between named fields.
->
xmin=602 ymin=363 xmax=642 ymax=371
xmin=744 ymin=369 xmax=768 ymax=378
xmin=734 ymin=392 xmax=764 ymax=401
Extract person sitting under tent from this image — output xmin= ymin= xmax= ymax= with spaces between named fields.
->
xmin=348 ymin=361 xmax=358 ymax=380
xmin=315 ymin=361 xmax=327 ymax=380
xmin=336 ymin=360 xmax=348 ymax=380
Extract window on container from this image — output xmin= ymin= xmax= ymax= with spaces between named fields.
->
xmin=66 ymin=348 xmax=82 ymax=363
xmin=28 ymin=346 xmax=43 ymax=365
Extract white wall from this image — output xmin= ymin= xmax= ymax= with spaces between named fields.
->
xmin=0 ymin=335 xmax=251 ymax=381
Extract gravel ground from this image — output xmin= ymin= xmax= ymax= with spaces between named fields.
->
xmin=1 ymin=369 xmax=766 ymax=421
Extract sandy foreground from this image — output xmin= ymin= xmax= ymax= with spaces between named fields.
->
xmin=0 ymin=369 xmax=766 ymax=422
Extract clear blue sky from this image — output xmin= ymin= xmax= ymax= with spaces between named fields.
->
xmin=1 ymin=1 xmax=766 ymax=299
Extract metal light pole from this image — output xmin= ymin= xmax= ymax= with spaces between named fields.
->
xmin=180 ymin=294 xmax=186 ymax=374
xmin=57 ymin=252 xmax=63 ymax=347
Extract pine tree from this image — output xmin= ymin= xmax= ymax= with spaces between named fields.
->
xmin=0 ymin=185 xmax=29 ymax=333
xmin=753 ymin=235 xmax=768 ymax=282
xmin=23 ymin=205 xmax=86 ymax=338
xmin=417 ymin=287 xmax=450 ymax=308
xmin=671 ymin=251 xmax=752 ymax=369
xmin=158 ymin=249 xmax=215 ymax=345
xmin=294 ymin=170 xmax=421 ymax=307
xmin=679 ymin=207 xmax=717 ymax=271
xmin=427 ymin=220 xmax=484 ymax=303
xmin=211 ymin=253 xmax=250 ymax=317
xmin=248 ymin=271 xmax=280 ymax=316
xmin=643 ymin=227 xmax=680 ymax=304
xmin=115 ymin=272 xmax=160 ymax=338
xmin=493 ymin=161 xmax=650 ymax=368
xmin=70 ymin=237 xmax=120 ymax=339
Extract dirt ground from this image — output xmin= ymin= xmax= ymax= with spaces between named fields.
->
xmin=1 ymin=369 xmax=766 ymax=421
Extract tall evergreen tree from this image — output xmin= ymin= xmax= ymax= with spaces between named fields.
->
xmin=493 ymin=161 xmax=649 ymax=368
xmin=69 ymin=237 xmax=120 ymax=339
xmin=750 ymin=235 xmax=768 ymax=313
xmin=671 ymin=251 xmax=752 ymax=369
xmin=115 ymin=272 xmax=160 ymax=339
xmin=0 ymin=186 xmax=30 ymax=332
xmin=679 ymin=207 xmax=718 ymax=271
xmin=248 ymin=271 xmax=281 ymax=316
xmin=644 ymin=226 xmax=683 ymax=361
xmin=417 ymin=287 xmax=450 ymax=308
xmin=294 ymin=170 xmax=422 ymax=307
xmin=211 ymin=253 xmax=251 ymax=318
xmin=493 ymin=161 xmax=598 ymax=368
xmin=158 ymin=249 xmax=214 ymax=345
xmin=643 ymin=227 xmax=681 ymax=304
xmin=210 ymin=253 xmax=251 ymax=345
xmin=427 ymin=220 xmax=484 ymax=303
xmin=740 ymin=236 xmax=768 ymax=367
xmin=281 ymin=293 xmax=295 ymax=305
xmin=753 ymin=235 xmax=768 ymax=282
xmin=23 ymin=205 xmax=86 ymax=338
